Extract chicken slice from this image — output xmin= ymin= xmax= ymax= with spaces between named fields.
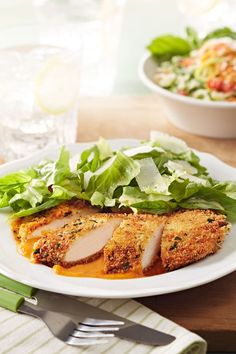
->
xmin=16 ymin=199 xmax=98 ymax=242
xmin=161 ymin=209 xmax=231 ymax=271
xmin=32 ymin=214 xmax=123 ymax=267
xmin=104 ymin=214 xmax=166 ymax=274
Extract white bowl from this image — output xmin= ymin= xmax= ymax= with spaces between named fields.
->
xmin=139 ymin=53 xmax=236 ymax=138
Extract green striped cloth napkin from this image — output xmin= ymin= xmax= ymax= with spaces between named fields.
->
xmin=0 ymin=297 xmax=207 ymax=354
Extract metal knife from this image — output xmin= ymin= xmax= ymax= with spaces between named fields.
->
xmin=0 ymin=274 xmax=175 ymax=346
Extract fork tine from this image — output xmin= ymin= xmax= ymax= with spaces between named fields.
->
xmin=81 ymin=318 xmax=125 ymax=326
xmin=71 ymin=330 xmax=114 ymax=338
xmin=66 ymin=336 xmax=109 ymax=346
xmin=77 ymin=324 xmax=120 ymax=332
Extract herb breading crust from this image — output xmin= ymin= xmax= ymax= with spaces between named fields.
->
xmin=161 ymin=209 xmax=231 ymax=271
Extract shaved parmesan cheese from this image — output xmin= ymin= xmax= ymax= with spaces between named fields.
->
xmin=150 ymin=131 xmax=189 ymax=154
xmin=136 ymin=158 xmax=162 ymax=191
xmin=124 ymin=145 xmax=164 ymax=156
xmin=183 ymin=174 xmax=208 ymax=186
xmin=136 ymin=158 xmax=171 ymax=194
xmin=165 ymin=160 xmax=207 ymax=185
xmin=165 ymin=160 xmax=198 ymax=175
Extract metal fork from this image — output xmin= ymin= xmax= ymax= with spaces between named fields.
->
xmin=0 ymin=284 xmax=124 ymax=347
xmin=19 ymin=302 xmax=124 ymax=346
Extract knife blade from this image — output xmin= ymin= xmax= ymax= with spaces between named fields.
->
xmin=0 ymin=274 xmax=175 ymax=346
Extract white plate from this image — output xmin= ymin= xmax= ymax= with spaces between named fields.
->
xmin=0 ymin=139 xmax=235 ymax=298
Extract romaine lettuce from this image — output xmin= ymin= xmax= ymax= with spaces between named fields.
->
xmin=0 ymin=132 xmax=236 ymax=222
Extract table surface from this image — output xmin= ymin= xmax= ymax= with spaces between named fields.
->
xmin=78 ymin=95 xmax=236 ymax=353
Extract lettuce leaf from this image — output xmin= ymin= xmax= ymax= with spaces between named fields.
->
xmin=0 ymin=147 xmax=82 ymax=216
xmin=14 ymin=199 xmax=61 ymax=217
xmin=179 ymin=197 xmax=224 ymax=212
xmin=179 ymin=187 xmax=236 ymax=221
xmin=203 ymin=27 xmax=236 ymax=42
xmin=212 ymin=182 xmax=236 ymax=199
xmin=169 ymin=180 xmax=202 ymax=202
xmin=96 ymin=137 xmax=113 ymax=161
xmin=186 ymin=27 xmax=200 ymax=49
xmin=147 ymin=35 xmax=191 ymax=61
xmin=131 ymin=200 xmax=177 ymax=214
xmin=77 ymin=138 xmax=113 ymax=174
xmin=119 ymin=186 xmax=174 ymax=214
xmin=0 ymin=171 xmax=32 ymax=191
xmin=147 ymin=26 xmax=236 ymax=62
xmin=84 ymin=152 xmax=140 ymax=207
xmin=120 ymin=186 xmax=171 ymax=204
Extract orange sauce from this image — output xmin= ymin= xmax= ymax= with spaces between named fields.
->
xmin=14 ymin=230 xmax=165 ymax=279
xmin=53 ymin=256 xmax=145 ymax=279
xmin=145 ymin=258 xmax=165 ymax=277
xmin=18 ymin=238 xmax=39 ymax=259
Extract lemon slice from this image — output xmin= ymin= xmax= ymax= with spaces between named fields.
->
xmin=35 ymin=57 xmax=79 ymax=115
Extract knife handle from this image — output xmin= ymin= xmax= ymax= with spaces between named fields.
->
xmin=0 ymin=274 xmax=36 ymax=298
xmin=0 ymin=288 xmax=24 ymax=312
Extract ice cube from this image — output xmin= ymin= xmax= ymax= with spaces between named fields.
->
xmin=0 ymin=50 xmax=22 ymax=79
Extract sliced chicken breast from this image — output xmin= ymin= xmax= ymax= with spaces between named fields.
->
xmin=104 ymin=214 xmax=166 ymax=274
xmin=161 ymin=209 xmax=231 ymax=271
xmin=11 ymin=215 xmax=34 ymax=240
xmin=16 ymin=199 xmax=98 ymax=242
xmin=32 ymin=214 xmax=123 ymax=267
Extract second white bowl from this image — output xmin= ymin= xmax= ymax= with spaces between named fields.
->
xmin=139 ymin=53 xmax=236 ymax=138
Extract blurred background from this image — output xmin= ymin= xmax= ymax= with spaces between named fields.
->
xmin=1 ymin=0 xmax=236 ymax=96
xmin=0 ymin=0 xmax=236 ymax=160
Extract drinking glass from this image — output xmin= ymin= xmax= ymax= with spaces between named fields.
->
xmin=0 ymin=24 xmax=82 ymax=160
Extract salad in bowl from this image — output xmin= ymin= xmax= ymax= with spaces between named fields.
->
xmin=148 ymin=27 xmax=236 ymax=102
xmin=139 ymin=27 xmax=236 ymax=138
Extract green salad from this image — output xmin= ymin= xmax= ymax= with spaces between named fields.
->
xmin=147 ymin=27 xmax=236 ymax=101
xmin=1 ymin=132 xmax=236 ymax=221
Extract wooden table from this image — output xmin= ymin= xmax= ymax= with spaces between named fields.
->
xmin=78 ymin=95 xmax=236 ymax=352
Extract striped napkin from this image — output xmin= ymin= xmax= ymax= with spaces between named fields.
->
xmin=0 ymin=297 xmax=207 ymax=354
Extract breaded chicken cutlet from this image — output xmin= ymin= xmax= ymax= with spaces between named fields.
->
xmin=12 ymin=199 xmax=98 ymax=242
xmin=161 ymin=209 xmax=231 ymax=271
xmin=14 ymin=199 xmax=231 ymax=275
xmin=32 ymin=214 xmax=123 ymax=267
xmin=104 ymin=214 xmax=166 ymax=274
